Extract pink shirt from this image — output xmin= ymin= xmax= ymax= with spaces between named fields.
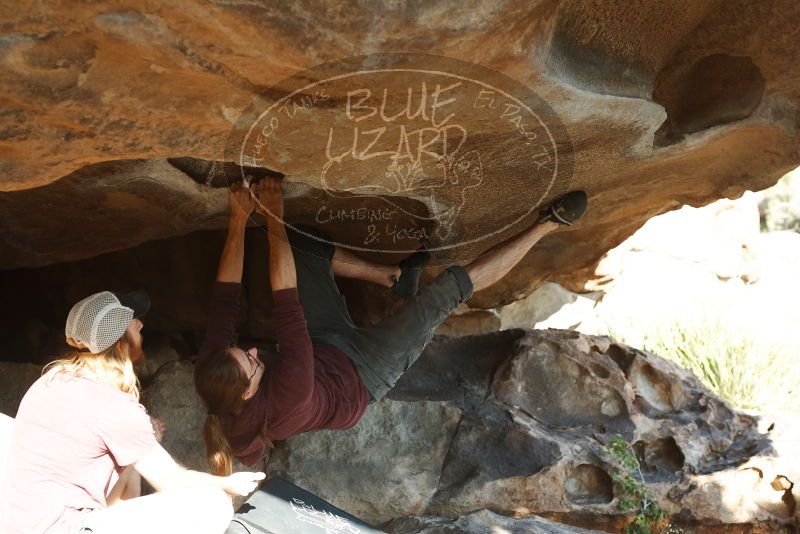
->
xmin=1 ymin=369 xmax=157 ymax=534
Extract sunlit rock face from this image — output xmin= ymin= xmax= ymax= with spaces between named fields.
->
xmin=1 ymin=0 xmax=799 ymax=310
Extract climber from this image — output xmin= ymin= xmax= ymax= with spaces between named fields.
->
xmin=1 ymin=290 xmax=266 ymax=534
xmin=194 ymin=177 xmax=587 ymax=474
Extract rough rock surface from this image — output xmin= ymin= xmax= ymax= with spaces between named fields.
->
xmin=262 ymin=329 xmax=799 ymax=531
xmin=140 ymin=360 xmax=208 ymax=472
xmin=2 ymin=1 xmax=799 ymax=313
xmin=0 ymin=362 xmax=42 ymax=417
xmin=0 ymin=329 xmax=797 ymax=531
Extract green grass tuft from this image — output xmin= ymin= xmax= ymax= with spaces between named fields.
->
xmin=609 ymin=314 xmax=800 ymax=414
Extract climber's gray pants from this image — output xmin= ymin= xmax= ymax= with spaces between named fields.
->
xmin=286 ymin=224 xmax=474 ymax=401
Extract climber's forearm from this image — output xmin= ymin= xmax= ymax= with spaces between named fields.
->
xmin=267 ymin=218 xmax=297 ymax=290
xmin=216 ymin=213 xmax=248 ymax=283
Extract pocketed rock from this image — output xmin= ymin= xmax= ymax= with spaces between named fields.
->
xmin=0 ymin=329 xmax=796 ymax=532
xmin=263 ymin=329 xmax=795 ymax=532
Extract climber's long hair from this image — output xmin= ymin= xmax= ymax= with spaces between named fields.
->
xmin=195 ymin=347 xmax=261 ymax=476
xmin=45 ymin=331 xmax=142 ymax=400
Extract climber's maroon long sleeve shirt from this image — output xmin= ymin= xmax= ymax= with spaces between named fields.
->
xmin=198 ymin=282 xmax=370 ymax=465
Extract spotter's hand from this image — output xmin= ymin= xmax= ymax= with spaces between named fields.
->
xmin=223 ymin=471 xmax=266 ymax=497
xmin=150 ymin=416 xmax=166 ymax=443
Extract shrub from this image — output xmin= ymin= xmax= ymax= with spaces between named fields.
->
xmin=760 ymin=168 xmax=800 ymax=233
xmin=610 ymin=314 xmax=800 ymax=414
xmin=605 ymin=436 xmax=681 ymax=534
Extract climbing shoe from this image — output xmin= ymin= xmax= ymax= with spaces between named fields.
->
xmin=537 ymin=191 xmax=588 ymax=226
xmin=390 ymin=248 xmax=431 ymax=299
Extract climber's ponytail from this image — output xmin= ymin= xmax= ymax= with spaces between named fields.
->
xmin=204 ymin=413 xmax=233 ymax=476
xmin=194 ymin=347 xmax=249 ymax=475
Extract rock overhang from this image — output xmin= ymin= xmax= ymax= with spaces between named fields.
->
xmin=0 ymin=0 xmax=799 ymax=312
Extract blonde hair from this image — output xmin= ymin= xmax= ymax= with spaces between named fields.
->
xmin=45 ymin=331 xmax=141 ymax=400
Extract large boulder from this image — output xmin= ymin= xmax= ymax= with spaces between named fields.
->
xmin=262 ymin=330 xmax=797 ymax=532
xmin=0 ymin=329 xmax=796 ymax=531
xmin=268 ymin=400 xmax=463 ymax=522
xmin=1 ymin=0 xmax=799 ymax=315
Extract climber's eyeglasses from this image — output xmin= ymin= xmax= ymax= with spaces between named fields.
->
xmin=231 ymin=344 xmax=260 ymax=381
